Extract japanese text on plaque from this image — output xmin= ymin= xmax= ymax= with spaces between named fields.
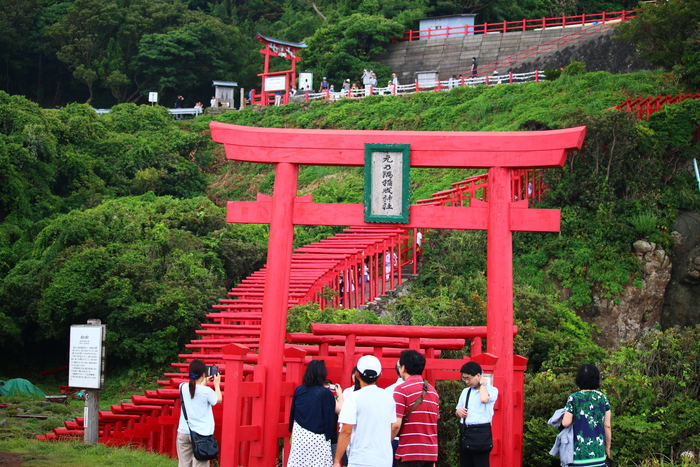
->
xmin=371 ymin=151 xmax=403 ymax=217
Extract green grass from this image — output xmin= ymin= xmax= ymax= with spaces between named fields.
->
xmin=0 ymin=438 xmax=176 ymax=466
xmin=0 ymin=369 xmax=175 ymax=465
xmin=208 ymin=69 xmax=676 ymax=132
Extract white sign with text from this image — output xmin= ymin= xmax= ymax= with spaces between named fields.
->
xmin=69 ymin=325 xmax=104 ymax=389
xmin=264 ymin=76 xmax=287 ymax=92
xmin=370 ymin=151 xmax=404 ymax=217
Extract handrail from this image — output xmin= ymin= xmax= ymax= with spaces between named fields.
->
xmin=85 ymin=107 xmax=204 ymax=118
xmin=416 ymin=169 xmax=546 ymax=206
xmin=614 ymin=92 xmax=700 ymax=120
xmin=249 ymin=70 xmax=545 ymax=107
xmin=396 ymin=9 xmax=636 ymax=42
xmin=473 ymin=21 xmax=614 ymax=78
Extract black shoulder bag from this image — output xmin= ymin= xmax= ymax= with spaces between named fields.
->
xmin=459 ymin=388 xmax=493 ymax=452
xmin=180 ymin=384 xmax=219 ymax=461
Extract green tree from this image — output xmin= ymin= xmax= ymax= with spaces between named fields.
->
xmin=46 ymin=0 xmax=122 ymax=103
xmin=301 ymin=13 xmax=403 ymax=83
xmin=616 ymin=0 xmax=700 ymax=85
xmin=0 ymin=0 xmax=42 ymax=94
xmin=0 ymin=195 xmax=236 ymax=367
xmin=133 ymin=17 xmax=244 ymax=100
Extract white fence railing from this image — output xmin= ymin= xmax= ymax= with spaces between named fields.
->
xmin=89 ymin=107 xmax=203 ymax=118
xmin=285 ymin=70 xmax=545 ymax=105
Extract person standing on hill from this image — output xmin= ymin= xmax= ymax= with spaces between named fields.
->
xmin=370 ymin=73 xmax=378 ymax=95
xmin=174 ymin=95 xmax=185 ymax=119
xmin=470 ymin=58 xmax=478 ymax=77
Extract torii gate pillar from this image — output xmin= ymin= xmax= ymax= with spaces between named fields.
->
xmin=254 ymin=162 xmax=298 ymax=467
xmin=487 ymin=166 xmax=516 ymax=463
xmin=211 ymin=122 xmax=586 ymax=467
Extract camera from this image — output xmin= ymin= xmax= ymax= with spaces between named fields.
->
xmin=206 ymin=365 xmax=219 ymax=377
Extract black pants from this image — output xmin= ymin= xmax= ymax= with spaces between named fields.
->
xmin=459 ymin=449 xmax=491 ymax=467
xmin=395 ymin=460 xmax=433 ymax=467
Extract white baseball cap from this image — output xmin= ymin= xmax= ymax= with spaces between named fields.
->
xmin=357 ymin=355 xmax=382 ymax=380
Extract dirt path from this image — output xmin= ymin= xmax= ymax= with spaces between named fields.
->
xmin=0 ymin=452 xmax=26 ymax=466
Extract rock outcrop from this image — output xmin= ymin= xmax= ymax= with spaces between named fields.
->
xmin=662 ymin=211 xmax=700 ymax=327
xmin=588 ymin=240 xmax=671 ymax=349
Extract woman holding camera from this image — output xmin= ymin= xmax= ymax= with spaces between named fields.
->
xmin=177 ymin=359 xmax=222 ymax=467
xmin=288 ymin=360 xmax=342 ymax=467
xmin=561 ymin=364 xmax=612 ymax=467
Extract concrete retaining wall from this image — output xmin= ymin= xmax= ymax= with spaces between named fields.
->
xmin=376 ymin=24 xmax=651 ymax=83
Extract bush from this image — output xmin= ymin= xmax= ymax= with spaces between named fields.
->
xmin=562 ymin=60 xmax=586 ymax=76
xmin=39 ymin=416 xmax=67 ymax=433
xmin=544 ymin=68 xmax=562 ymax=81
xmin=600 ymin=327 xmax=700 ymax=465
xmin=0 ymin=195 xmax=243 ymax=368
xmin=286 ymin=302 xmax=380 ymax=333
xmin=630 ymin=213 xmax=658 ymax=237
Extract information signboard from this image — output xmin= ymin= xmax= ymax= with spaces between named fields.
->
xmin=69 ymin=324 xmax=105 ymax=390
xmin=264 ymin=76 xmax=287 ymax=92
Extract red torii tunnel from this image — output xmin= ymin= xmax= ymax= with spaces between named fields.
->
xmin=210 ymin=121 xmax=586 ymax=467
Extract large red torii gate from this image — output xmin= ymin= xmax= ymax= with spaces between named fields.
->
xmin=210 ymin=121 xmax=586 ymax=467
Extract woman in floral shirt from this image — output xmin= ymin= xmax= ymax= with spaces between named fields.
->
xmin=561 ymin=364 xmax=612 ymax=467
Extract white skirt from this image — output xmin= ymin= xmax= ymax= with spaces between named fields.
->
xmin=287 ymin=421 xmax=333 ymax=467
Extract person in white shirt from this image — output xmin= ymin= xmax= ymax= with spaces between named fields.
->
xmin=334 ymin=356 xmax=396 ymax=467
xmin=455 ymin=361 xmax=498 ymax=467
xmin=177 ymin=359 xmax=222 ymax=467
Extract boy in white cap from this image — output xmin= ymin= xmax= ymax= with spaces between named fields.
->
xmin=334 ymin=355 xmax=397 ymax=467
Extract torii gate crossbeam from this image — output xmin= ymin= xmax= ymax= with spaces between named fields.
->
xmin=210 ymin=121 xmax=585 ymax=467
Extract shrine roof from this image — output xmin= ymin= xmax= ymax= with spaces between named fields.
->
xmin=255 ymin=33 xmax=307 ymax=49
xmin=212 ymin=81 xmax=238 ymax=87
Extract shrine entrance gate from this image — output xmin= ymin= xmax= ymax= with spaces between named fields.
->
xmin=210 ymin=121 xmax=586 ymax=467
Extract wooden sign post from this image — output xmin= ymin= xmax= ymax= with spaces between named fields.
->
xmin=69 ymin=319 xmax=106 ymax=444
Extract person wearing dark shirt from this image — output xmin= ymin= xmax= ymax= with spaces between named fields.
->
xmin=288 ymin=360 xmax=340 ymax=467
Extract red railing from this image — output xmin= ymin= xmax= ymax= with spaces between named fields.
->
xmin=416 ymin=169 xmax=546 ymax=207
xmin=614 ymin=93 xmax=700 ymax=120
xmin=396 ymin=10 xmax=636 ymax=42
xmin=472 ymin=21 xmax=612 ymax=78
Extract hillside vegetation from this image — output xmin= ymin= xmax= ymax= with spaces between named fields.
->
xmin=2 ymin=66 xmax=700 ymax=465
xmin=1 ymin=0 xmax=638 ymax=108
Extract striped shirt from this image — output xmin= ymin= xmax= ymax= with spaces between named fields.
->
xmin=393 ymin=375 xmax=440 ymax=462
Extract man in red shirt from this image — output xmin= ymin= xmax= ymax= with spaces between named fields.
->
xmin=391 ymin=350 xmax=440 ymax=467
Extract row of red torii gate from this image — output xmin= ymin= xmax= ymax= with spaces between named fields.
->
xmin=41 ymin=122 xmax=586 ymax=467
xmin=205 ymin=122 xmax=586 ymax=467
